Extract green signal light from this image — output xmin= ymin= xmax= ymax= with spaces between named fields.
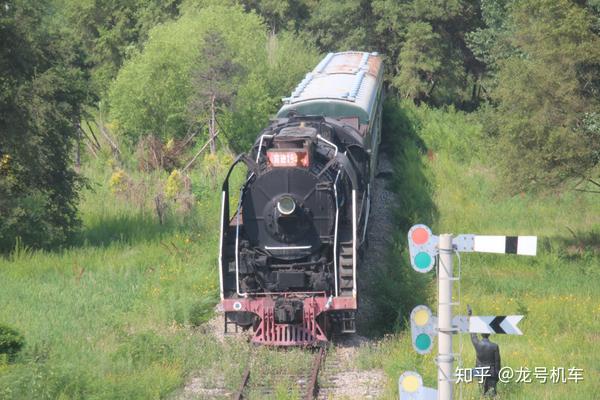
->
xmin=415 ymin=333 xmax=431 ymax=351
xmin=414 ymin=252 xmax=432 ymax=270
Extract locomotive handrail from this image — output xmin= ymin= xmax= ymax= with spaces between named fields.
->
xmin=234 ymin=184 xmax=246 ymax=297
xmin=333 ymin=152 xmax=359 ymax=190
xmin=362 ymin=183 xmax=371 ymax=245
xmin=352 ymin=189 xmax=357 ymax=298
xmin=218 ymin=190 xmax=226 ymax=300
xmin=333 ymin=170 xmax=341 ymax=297
xmin=221 ymin=154 xmax=258 ymax=193
xmin=220 ymin=156 xmax=248 ymax=299
xmin=316 ymin=134 xmax=338 ymax=156
xmin=255 ymin=134 xmax=274 ymax=163
xmin=220 ymin=154 xmax=259 ymax=298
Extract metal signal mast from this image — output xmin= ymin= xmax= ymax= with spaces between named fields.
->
xmin=399 ymin=224 xmax=537 ymax=400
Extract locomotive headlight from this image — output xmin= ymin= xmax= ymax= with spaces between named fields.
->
xmin=277 ymin=196 xmax=296 ymax=216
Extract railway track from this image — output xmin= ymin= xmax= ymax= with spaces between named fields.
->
xmin=233 ymin=346 xmax=327 ymax=400
xmin=314 ymin=347 xmax=343 ymax=400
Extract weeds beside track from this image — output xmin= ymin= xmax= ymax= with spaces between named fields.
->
xmin=234 ymin=346 xmax=326 ymax=400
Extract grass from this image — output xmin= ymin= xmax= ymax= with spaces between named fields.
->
xmin=358 ymin=100 xmax=600 ymax=399
xmin=0 ymin=157 xmax=228 ymax=399
xmin=1 ymin=101 xmax=598 ymax=399
xmin=0 ymin=152 xmax=321 ymax=400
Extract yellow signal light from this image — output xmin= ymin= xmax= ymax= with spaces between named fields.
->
xmin=401 ymin=375 xmax=420 ymax=393
xmin=413 ymin=308 xmax=430 ymax=326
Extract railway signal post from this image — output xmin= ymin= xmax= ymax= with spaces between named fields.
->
xmin=437 ymin=233 xmax=454 ymax=400
xmin=400 ymin=225 xmax=537 ymax=400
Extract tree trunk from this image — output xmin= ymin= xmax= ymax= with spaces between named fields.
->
xmin=209 ymin=94 xmax=216 ymax=154
xmin=75 ymin=123 xmax=81 ymax=168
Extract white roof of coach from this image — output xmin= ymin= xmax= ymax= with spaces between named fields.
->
xmin=277 ymin=51 xmax=383 ymax=125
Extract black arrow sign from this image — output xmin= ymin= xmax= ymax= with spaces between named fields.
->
xmin=465 ymin=315 xmax=524 ymax=334
xmin=489 ymin=316 xmax=506 ymax=334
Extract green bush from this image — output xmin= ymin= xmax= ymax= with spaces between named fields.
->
xmin=188 ymin=297 xmax=216 ymax=327
xmin=0 ymin=324 xmax=25 ymax=361
xmin=109 ymin=5 xmax=318 ymax=150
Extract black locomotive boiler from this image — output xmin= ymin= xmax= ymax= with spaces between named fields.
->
xmin=219 ymin=51 xmax=384 ymax=345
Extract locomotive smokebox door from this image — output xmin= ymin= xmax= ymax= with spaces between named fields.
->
xmin=242 ymin=167 xmax=335 ymax=256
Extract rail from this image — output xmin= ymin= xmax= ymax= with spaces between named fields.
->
xmin=233 ymin=345 xmax=327 ymax=400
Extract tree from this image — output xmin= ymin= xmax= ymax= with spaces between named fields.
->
xmin=302 ymin=0 xmax=373 ymax=52
xmin=188 ymin=31 xmax=242 ymax=153
xmin=238 ymin=0 xmax=311 ymax=33
xmin=59 ymin=0 xmax=182 ymax=97
xmin=109 ymin=5 xmax=319 ymax=152
xmin=0 ymin=0 xmax=87 ymax=251
xmin=371 ymin=0 xmax=408 ymax=64
xmin=393 ymin=22 xmax=443 ymax=101
xmin=109 ymin=5 xmax=266 ymax=142
xmin=218 ymin=32 xmax=320 ymax=153
xmin=488 ymin=0 xmax=600 ymax=192
xmin=465 ymin=0 xmax=515 ymax=81
xmin=371 ymin=0 xmax=483 ymax=106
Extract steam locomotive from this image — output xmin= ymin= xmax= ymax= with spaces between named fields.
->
xmin=219 ymin=51 xmax=384 ymax=345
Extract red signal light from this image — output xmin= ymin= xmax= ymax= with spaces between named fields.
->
xmin=408 ymin=224 xmax=437 ymax=273
xmin=267 ymin=150 xmax=309 ymax=168
xmin=411 ymin=227 xmax=429 ymax=245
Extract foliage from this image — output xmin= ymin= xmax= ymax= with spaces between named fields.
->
xmin=113 ymin=331 xmax=173 ymax=367
xmin=109 ymin=169 xmax=129 ymax=194
xmin=239 ymin=0 xmax=311 ymax=33
xmin=485 ymin=0 xmax=600 ymax=192
xmin=188 ymin=30 xmax=243 ymax=153
xmin=302 ymin=0 xmax=373 ymax=51
xmin=359 ymin=99 xmax=434 ymax=335
xmin=219 ymin=32 xmax=320 ymax=152
xmin=465 ymin=0 xmax=515 ymax=81
xmin=399 ymin=101 xmax=484 ymax=164
xmin=0 ymin=0 xmax=87 ymax=251
xmin=188 ymin=297 xmax=216 ymax=327
xmin=109 ymin=5 xmax=318 ymax=150
xmin=0 ymin=160 xmax=221 ymax=399
xmin=394 ymin=22 xmax=443 ymax=101
xmin=187 ymin=30 xmax=241 ymax=124
xmin=57 ymin=0 xmax=182 ymax=96
xmin=164 ymin=169 xmax=183 ymax=200
xmin=0 ymin=324 xmax=25 ymax=362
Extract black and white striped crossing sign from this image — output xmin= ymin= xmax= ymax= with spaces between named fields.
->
xmin=454 ymin=315 xmax=524 ymax=335
xmin=453 ymin=234 xmax=537 ymax=256
xmin=474 ymin=236 xmax=537 ymax=256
